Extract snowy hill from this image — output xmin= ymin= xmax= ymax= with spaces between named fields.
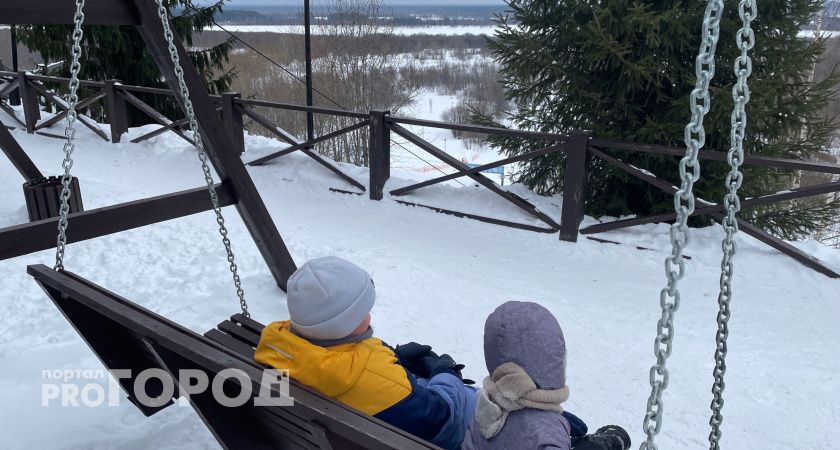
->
xmin=1 ymin=114 xmax=839 ymax=449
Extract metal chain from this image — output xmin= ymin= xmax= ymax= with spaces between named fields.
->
xmin=155 ymin=0 xmax=250 ymax=317
xmin=640 ymin=1 xmax=725 ymax=449
xmin=709 ymin=1 xmax=755 ymax=448
xmin=54 ymin=0 xmax=86 ymax=271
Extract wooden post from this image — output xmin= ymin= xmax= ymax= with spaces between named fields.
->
xmin=0 ymin=124 xmax=42 ymax=180
xmin=134 ymin=2 xmax=297 ymax=289
xmin=104 ymin=80 xmax=129 ymax=143
xmin=222 ymin=93 xmax=245 ymax=155
xmin=303 ymin=0 xmax=315 ymax=147
xmin=17 ymin=71 xmax=40 ymax=133
xmin=9 ymin=26 xmax=21 ymax=106
xmin=369 ymin=109 xmax=390 ymax=200
xmin=559 ymin=131 xmax=592 ymax=242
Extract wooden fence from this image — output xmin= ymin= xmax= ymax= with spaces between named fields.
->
xmin=2 ymin=69 xmax=840 ymax=278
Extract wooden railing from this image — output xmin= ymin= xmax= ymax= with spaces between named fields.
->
xmin=2 ymin=70 xmax=839 ymax=278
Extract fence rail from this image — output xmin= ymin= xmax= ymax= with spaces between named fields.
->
xmin=1 ymin=70 xmax=839 ymax=278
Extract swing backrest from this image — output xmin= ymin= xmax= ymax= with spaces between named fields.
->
xmin=28 ymin=264 xmax=440 ymax=450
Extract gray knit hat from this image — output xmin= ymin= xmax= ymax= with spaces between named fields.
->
xmin=287 ymin=256 xmax=375 ymax=340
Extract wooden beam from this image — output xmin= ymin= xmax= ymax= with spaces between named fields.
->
xmin=130 ymin=107 xmax=223 ymax=144
xmin=236 ymin=97 xmax=368 ymax=119
xmin=390 ymin=142 xmax=565 ymax=197
xmin=0 ymin=0 xmax=140 ymax=25
xmin=240 ymin=106 xmax=297 ymax=145
xmin=585 ymin=236 xmax=691 ymax=259
xmin=133 ymin=1 xmax=297 ymax=289
xmin=34 ymin=91 xmax=107 ymax=131
xmin=589 ymin=139 xmax=840 ymax=175
xmin=581 ymin=211 xmax=684 ymax=235
xmin=393 ymin=200 xmax=557 ymax=233
xmin=247 ymin=119 xmax=371 ymax=166
xmin=29 ymin=81 xmax=110 ymax=141
xmin=0 ymin=79 xmax=20 ymax=99
xmin=0 ymin=102 xmax=27 ymax=128
xmin=589 ymin=147 xmax=840 ymax=278
xmin=581 ymin=180 xmax=840 ymax=235
xmin=118 ymin=89 xmax=195 ymax=146
xmin=588 ymin=146 xmax=677 ymax=194
xmin=240 ymin=106 xmax=366 ymax=191
xmin=730 ymin=218 xmax=840 ymax=279
xmin=389 ymin=122 xmax=561 ymax=229
xmin=332 ymin=187 xmax=557 ymax=233
xmin=35 ymin=131 xmax=68 ymax=140
xmin=0 ymin=184 xmax=236 ymax=261
xmin=386 ymin=115 xmax=565 ymax=142
xmin=0 ymin=123 xmax=43 ymax=180
xmin=130 ymin=116 xmax=190 ymax=143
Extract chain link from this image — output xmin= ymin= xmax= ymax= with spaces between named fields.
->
xmin=708 ymin=1 xmax=755 ymax=448
xmin=155 ymin=1 xmax=250 ymax=317
xmin=640 ymin=1 xmax=725 ymax=448
xmin=54 ymin=0 xmax=86 ymax=271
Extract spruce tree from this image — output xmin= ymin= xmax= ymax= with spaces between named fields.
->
xmin=479 ymin=0 xmax=840 ymax=238
xmin=17 ymin=0 xmax=235 ymax=125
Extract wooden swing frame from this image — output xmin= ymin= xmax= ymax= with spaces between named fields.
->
xmin=0 ymin=0 xmax=296 ymax=289
xmin=3 ymin=2 xmax=440 ymax=448
xmin=28 ymin=264 xmax=437 ymax=449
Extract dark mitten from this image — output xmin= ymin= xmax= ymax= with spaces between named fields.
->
xmin=562 ymin=410 xmax=588 ymax=438
xmin=423 ymin=354 xmax=475 ymax=385
xmin=570 ymin=425 xmax=631 ymax=450
xmin=394 ymin=342 xmax=436 ymax=378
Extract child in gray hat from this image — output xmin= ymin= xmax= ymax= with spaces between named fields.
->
xmin=256 ymin=256 xmax=476 ymax=450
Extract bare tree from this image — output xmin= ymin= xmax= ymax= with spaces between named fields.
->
xmin=222 ymin=0 xmax=420 ymax=166
xmin=311 ymin=0 xmax=421 ymax=165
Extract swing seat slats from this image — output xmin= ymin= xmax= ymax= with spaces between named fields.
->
xmin=28 ymin=264 xmax=440 ymax=450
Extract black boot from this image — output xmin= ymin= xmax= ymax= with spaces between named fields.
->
xmin=571 ymin=425 xmax=631 ymax=450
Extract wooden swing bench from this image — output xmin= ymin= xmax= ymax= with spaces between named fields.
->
xmin=28 ymin=264 xmax=440 ymax=450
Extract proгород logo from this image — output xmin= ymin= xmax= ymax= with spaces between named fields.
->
xmin=41 ymin=368 xmax=294 ymax=408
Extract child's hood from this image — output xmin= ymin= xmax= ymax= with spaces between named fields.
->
xmin=255 ymin=320 xmax=381 ymax=397
xmin=482 ymin=301 xmax=566 ymax=390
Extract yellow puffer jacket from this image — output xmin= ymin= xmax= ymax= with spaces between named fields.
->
xmin=254 ymin=320 xmax=412 ymax=415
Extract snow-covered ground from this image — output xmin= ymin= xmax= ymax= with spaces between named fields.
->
xmin=398 ymin=91 xmax=498 ymax=173
xmin=1 ymin=109 xmax=840 ymax=450
xmin=799 ymin=29 xmax=840 ymax=38
xmin=385 ymin=87 xmax=509 ymax=188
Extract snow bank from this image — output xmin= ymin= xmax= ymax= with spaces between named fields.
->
xmin=1 ymin=110 xmax=839 ymax=449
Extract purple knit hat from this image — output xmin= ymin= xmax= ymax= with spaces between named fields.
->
xmin=483 ymin=301 xmax=566 ymax=389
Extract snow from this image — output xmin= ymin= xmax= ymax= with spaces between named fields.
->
xmin=2 ymin=108 xmax=840 ymax=450
xmin=207 ymin=25 xmax=497 ymax=36
xmin=799 ymin=29 xmax=840 ymax=38
xmin=392 ymin=90 xmax=510 ymax=189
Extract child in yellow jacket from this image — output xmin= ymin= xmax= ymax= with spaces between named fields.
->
xmin=255 ymin=256 xmax=476 ymax=450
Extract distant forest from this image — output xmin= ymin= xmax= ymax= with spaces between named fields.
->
xmin=216 ymin=4 xmax=504 ymax=26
